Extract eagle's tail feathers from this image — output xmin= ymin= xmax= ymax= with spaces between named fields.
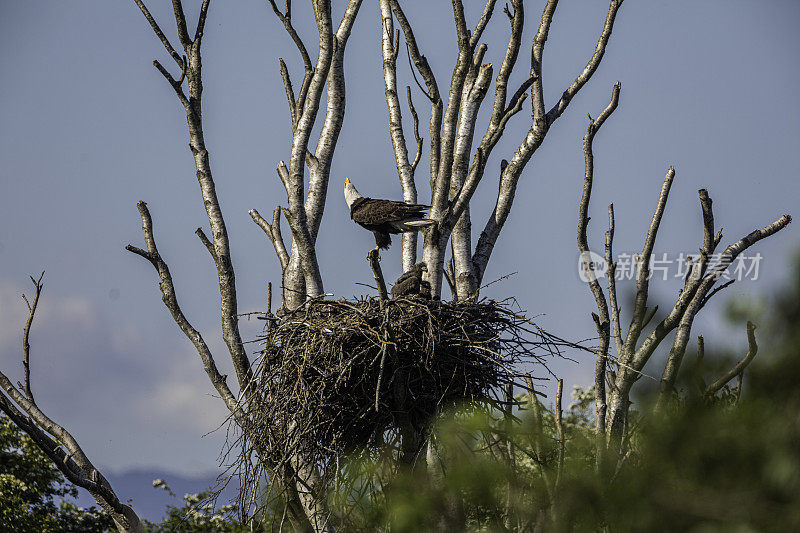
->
xmin=401 ymin=219 xmax=436 ymax=228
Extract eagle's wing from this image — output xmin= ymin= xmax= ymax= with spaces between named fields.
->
xmin=393 ymin=269 xmax=417 ymax=285
xmin=351 ymin=198 xmax=429 ymax=225
xmin=391 ymin=272 xmax=422 ymax=298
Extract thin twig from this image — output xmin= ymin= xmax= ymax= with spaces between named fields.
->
xmin=21 ymin=272 xmax=44 ymax=403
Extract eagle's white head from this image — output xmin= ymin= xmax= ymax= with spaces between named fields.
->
xmin=344 ymin=177 xmax=363 ymax=209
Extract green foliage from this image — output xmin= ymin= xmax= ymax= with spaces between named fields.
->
xmin=143 ymin=479 xmax=250 ymax=532
xmin=0 ymin=414 xmax=114 ymax=532
xmin=324 ymin=380 xmax=798 ymax=531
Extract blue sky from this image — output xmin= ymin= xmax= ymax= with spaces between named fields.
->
xmin=1 ymin=1 xmax=798 ymax=477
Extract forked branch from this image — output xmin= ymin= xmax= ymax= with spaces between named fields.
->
xmin=125 ymin=202 xmax=243 ymax=420
xmin=0 ymin=276 xmax=143 ymax=531
xmin=250 ymin=207 xmax=290 ymax=271
xmin=21 ymin=272 xmax=44 ymax=403
xmin=578 ymin=82 xmax=620 ymax=446
xmin=704 ymin=321 xmax=758 ymax=397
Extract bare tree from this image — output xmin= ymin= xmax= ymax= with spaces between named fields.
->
xmin=125 ymin=1 xmax=363 ymax=530
xmin=125 ymin=0 xmax=627 ymax=528
xmin=577 ymin=84 xmax=791 ymax=461
xmin=0 ymin=274 xmax=144 ymax=532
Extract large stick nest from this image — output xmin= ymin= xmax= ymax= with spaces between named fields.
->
xmin=245 ymin=297 xmax=565 ymax=466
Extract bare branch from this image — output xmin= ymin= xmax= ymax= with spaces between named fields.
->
xmin=698 ymin=279 xmax=735 ymax=311
xmin=640 ymin=305 xmax=658 ymax=331
xmin=623 ymin=166 xmax=675 ymax=356
xmin=618 ymin=202 xmax=786 ymax=407
xmin=577 ymin=83 xmax=620 ymax=257
xmin=249 ymin=207 xmax=290 ymax=271
xmin=470 ymin=0 xmax=498 ymax=49
xmin=711 ymin=214 xmax=791 ymax=275
xmin=445 ymin=27 xmax=532 ymax=245
xmin=654 ymin=213 xmax=791 ymax=399
xmin=131 ymin=0 xmax=183 ymax=65
xmin=555 ymin=378 xmax=565 ymax=487
xmin=267 ymin=0 xmax=317 ymax=124
xmin=429 ymin=0 xmax=474 ymax=221
xmin=404 ymin=41 xmax=433 ymax=102
xmin=407 ymin=86 xmax=423 ymax=173
xmin=195 ymin=227 xmax=217 ymax=261
xmin=125 ymin=202 xmax=242 ymax=419
xmin=443 ymin=257 xmax=457 ymax=296
xmin=305 ymin=149 xmax=319 ymax=172
xmin=694 ymin=335 xmax=707 ymax=393
xmin=699 ymin=188 xmax=716 ymax=262
xmin=531 ymin=0 xmax=559 ymax=125
xmin=546 ymin=0 xmax=623 ymax=123
xmin=3 ymin=401 xmax=143 ymax=529
xmin=490 ymin=0 xmax=524 ymax=126
xmin=304 ymin=0 xmax=362 ymax=245
xmin=268 ymin=0 xmax=313 ymax=77
xmin=621 ymin=188 xmax=724 ymax=378
xmin=471 ymin=1 xmax=624 ymax=286
xmin=276 ymin=160 xmax=291 ymax=191
xmin=280 ymin=206 xmax=324 ymax=299
xmin=153 ymin=59 xmax=189 ymax=107
xmin=278 ymin=0 xmax=359 ymax=306
xmin=367 ymin=249 xmax=389 ymax=301
xmin=504 ymin=75 xmax=536 ymax=118
xmin=195 ymin=0 xmax=212 ymax=43
xmin=21 ymin=272 xmax=44 ymax=403
xmin=0 ymin=284 xmax=144 ymax=530
xmin=450 ymin=61 xmax=494 ymax=298
xmin=705 ymin=321 xmax=758 ymax=396
xmin=279 ymin=58 xmax=298 ymax=129
xmin=170 ymin=0 xmax=191 ymax=47
xmin=606 ymin=204 xmax=623 ymax=357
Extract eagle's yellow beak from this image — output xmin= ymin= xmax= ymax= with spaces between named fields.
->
xmin=344 ymin=177 xmax=350 ymax=185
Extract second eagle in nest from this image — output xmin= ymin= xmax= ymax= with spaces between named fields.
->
xmin=391 ymin=262 xmax=431 ymax=299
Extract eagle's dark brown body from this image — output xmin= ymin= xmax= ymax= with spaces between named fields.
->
xmin=391 ymin=262 xmax=430 ymax=299
xmin=349 ymin=197 xmax=432 ymax=250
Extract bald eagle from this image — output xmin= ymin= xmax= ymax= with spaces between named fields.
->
xmin=391 ymin=262 xmax=429 ymax=299
xmin=344 ymin=177 xmax=436 ymax=255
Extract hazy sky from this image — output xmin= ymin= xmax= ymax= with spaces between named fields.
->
xmin=1 ymin=1 xmax=798 ymax=477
